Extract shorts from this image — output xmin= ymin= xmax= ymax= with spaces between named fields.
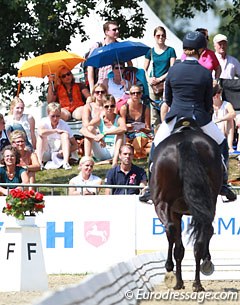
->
xmin=42 ymin=138 xmax=61 ymax=162
xmin=92 ymin=142 xmax=115 ymax=161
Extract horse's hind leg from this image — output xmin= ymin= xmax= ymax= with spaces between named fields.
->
xmin=193 ymin=224 xmax=213 ymax=292
xmin=165 ymin=222 xmax=175 ymax=272
xmin=173 ymin=215 xmax=185 ymax=290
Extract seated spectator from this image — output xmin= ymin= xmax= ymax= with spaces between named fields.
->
xmin=10 ymin=130 xmax=40 ymax=184
xmin=108 ymin=66 xmax=150 ymax=113
xmin=212 ymin=82 xmax=236 ymax=153
xmin=120 ymin=85 xmax=153 ymax=158
xmin=102 ymin=62 xmax=131 ymax=102
xmin=36 ymin=102 xmax=78 ymax=170
xmin=47 ymin=65 xmax=90 ymax=121
xmin=81 ymin=83 xmax=107 ymax=156
xmin=0 ymin=145 xmax=29 ymax=195
xmin=105 ymin=144 xmax=147 ymax=195
xmin=5 ymin=96 xmax=36 ymax=150
xmin=80 ymin=95 xmax=126 ymax=166
xmin=0 ymin=114 xmax=11 ymax=152
xmin=69 ymin=156 xmax=102 ymax=195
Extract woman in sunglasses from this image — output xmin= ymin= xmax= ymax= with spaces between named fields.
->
xmin=81 ymin=83 xmax=108 ymax=156
xmin=10 ymin=130 xmax=40 ymax=184
xmin=47 ymin=65 xmax=90 ymax=121
xmin=144 ymin=26 xmax=176 ymax=131
xmin=81 ymin=95 xmax=126 ymax=166
xmin=102 ymin=61 xmax=130 ymax=101
xmin=120 ymin=85 xmax=153 ymax=159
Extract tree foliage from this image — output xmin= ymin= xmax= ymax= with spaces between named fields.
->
xmin=173 ymin=0 xmax=240 ymax=35
xmin=0 ymin=0 xmax=146 ymax=101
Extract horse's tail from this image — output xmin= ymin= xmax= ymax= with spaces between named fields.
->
xmin=178 ymin=141 xmax=215 ymax=241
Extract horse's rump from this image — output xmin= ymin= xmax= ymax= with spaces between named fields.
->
xmin=151 ymin=129 xmax=222 ymax=228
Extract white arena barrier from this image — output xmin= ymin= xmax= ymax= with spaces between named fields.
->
xmin=0 ymin=195 xmax=240 ymax=280
xmin=33 ymin=252 xmax=166 ymax=305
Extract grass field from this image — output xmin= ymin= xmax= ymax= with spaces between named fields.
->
xmin=35 ymin=155 xmax=240 ymax=195
xmin=35 ymin=157 xmax=149 ymax=195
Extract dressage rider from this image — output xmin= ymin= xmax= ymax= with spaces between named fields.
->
xmin=140 ymin=31 xmax=236 ymax=202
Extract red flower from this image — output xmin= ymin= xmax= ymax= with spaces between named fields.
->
xmin=35 ymin=203 xmax=45 ymax=209
xmin=6 ymin=203 xmax=12 ymax=210
xmin=35 ymin=192 xmax=44 ymax=201
xmin=3 ymin=189 xmax=45 ymax=220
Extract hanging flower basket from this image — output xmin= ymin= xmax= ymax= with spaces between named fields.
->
xmin=2 ymin=189 xmax=45 ymax=220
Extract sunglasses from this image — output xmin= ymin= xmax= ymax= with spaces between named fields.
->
xmin=104 ymin=104 xmax=115 ymax=109
xmin=130 ymin=92 xmax=141 ymax=95
xmin=111 ymin=28 xmax=119 ymax=32
xmin=156 ymin=34 xmax=166 ymax=38
xmin=60 ymin=71 xmax=71 ymax=79
xmin=95 ymin=90 xmax=105 ymax=94
xmin=114 ymin=66 xmax=124 ymax=70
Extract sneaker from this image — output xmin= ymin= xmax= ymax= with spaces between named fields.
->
xmin=63 ymin=162 xmax=72 ymax=170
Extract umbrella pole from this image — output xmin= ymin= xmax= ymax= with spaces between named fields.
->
xmin=47 ymin=64 xmax=55 ymax=94
xmin=17 ymin=79 xmax=21 ymax=97
xmin=115 ymin=52 xmax=123 ymax=81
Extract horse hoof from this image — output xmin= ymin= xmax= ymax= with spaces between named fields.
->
xmin=164 ymin=271 xmax=177 ymax=288
xmin=193 ymin=283 xmax=205 ymax=292
xmin=174 ymin=283 xmax=185 ymax=290
xmin=200 ymin=259 xmax=214 ymax=276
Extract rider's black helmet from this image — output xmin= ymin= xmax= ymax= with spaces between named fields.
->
xmin=183 ymin=31 xmax=207 ymax=50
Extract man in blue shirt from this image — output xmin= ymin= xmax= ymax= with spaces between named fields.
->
xmin=105 ymin=144 xmax=147 ymax=195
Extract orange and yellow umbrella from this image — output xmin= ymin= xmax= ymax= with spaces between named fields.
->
xmin=18 ymin=50 xmax=85 ymax=78
xmin=17 ymin=50 xmax=85 ymax=95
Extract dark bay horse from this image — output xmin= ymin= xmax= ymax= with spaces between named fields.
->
xmin=150 ymin=119 xmax=223 ymax=292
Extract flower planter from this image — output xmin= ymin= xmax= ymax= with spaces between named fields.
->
xmin=15 ymin=216 xmax=36 ymax=227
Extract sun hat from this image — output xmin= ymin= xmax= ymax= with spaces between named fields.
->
xmin=213 ymin=34 xmax=228 ymax=44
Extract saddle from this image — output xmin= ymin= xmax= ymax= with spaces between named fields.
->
xmin=171 ymin=117 xmax=202 ymax=134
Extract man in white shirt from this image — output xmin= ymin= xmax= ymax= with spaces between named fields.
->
xmin=36 ymin=102 xmax=77 ymax=170
xmin=213 ymin=34 xmax=240 ymax=79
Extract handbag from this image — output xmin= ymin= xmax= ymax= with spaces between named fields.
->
xmin=150 ymin=48 xmax=164 ymax=96
xmin=151 ymin=81 xmax=164 ymax=95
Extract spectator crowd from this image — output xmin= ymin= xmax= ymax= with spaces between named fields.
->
xmin=1 ymin=21 xmax=240 ymax=201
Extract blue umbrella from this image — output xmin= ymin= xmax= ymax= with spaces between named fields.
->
xmin=85 ymin=40 xmax=150 ymax=68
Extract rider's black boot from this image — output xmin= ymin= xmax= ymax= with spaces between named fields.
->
xmin=219 ymin=138 xmax=237 ymax=201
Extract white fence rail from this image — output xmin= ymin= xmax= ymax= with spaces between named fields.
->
xmin=34 ymin=252 xmax=165 ymax=305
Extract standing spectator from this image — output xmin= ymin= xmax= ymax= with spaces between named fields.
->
xmin=102 ymin=62 xmax=131 ymax=102
xmin=36 ymin=102 xmax=77 ymax=170
xmin=47 ymin=65 xmax=90 ymax=121
xmin=105 ymin=144 xmax=147 ymax=195
xmin=69 ymin=156 xmax=102 ymax=195
xmin=144 ymin=26 xmax=176 ymax=130
xmin=213 ymin=34 xmax=240 ymax=79
xmin=81 ymin=95 xmax=126 ymax=166
xmin=0 ymin=114 xmax=11 ymax=152
xmin=0 ymin=145 xmax=29 ymax=195
xmin=87 ymin=21 xmax=120 ymax=93
xmin=10 ymin=130 xmax=40 ymax=184
xmin=81 ymin=83 xmax=107 ymax=156
xmin=5 ymin=97 xmax=36 ymax=150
